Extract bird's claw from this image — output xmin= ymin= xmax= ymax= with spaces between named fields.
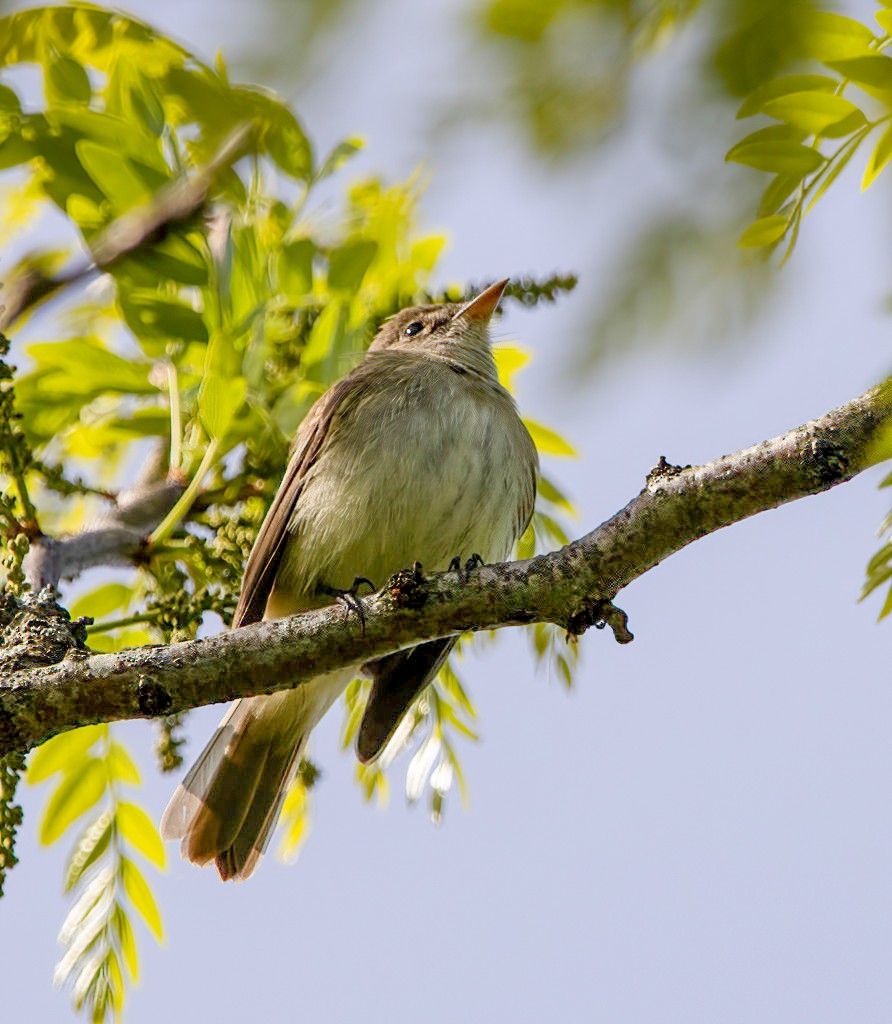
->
xmin=449 ymin=552 xmax=485 ymax=583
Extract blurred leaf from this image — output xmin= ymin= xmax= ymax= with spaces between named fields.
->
xmin=524 ymin=419 xmax=576 ymax=457
xmin=113 ymin=908 xmax=139 ymax=981
xmin=28 ymin=726 xmax=103 ymax=783
xmin=493 ymin=343 xmax=531 ymax=391
xmin=120 ymin=857 xmax=163 ymax=940
xmin=198 ymin=330 xmax=247 ymax=439
xmin=826 ymin=56 xmax=892 ymax=93
xmin=737 ymin=74 xmax=839 ymax=118
xmin=44 ymin=54 xmax=92 ymax=107
xmin=315 ymin=136 xmax=363 ymax=181
xmin=277 ymin=238 xmax=315 ymax=298
xmin=64 ymin=811 xmax=113 ymax=892
xmin=106 ymin=742 xmax=140 ymax=785
xmin=726 ymin=139 xmax=824 ymax=176
xmin=26 ymin=337 xmax=156 ymax=395
xmin=119 ymin=293 xmax=209 ymax=351
xmin=738 ymin=214 xmax=788 ymax=247
xmin=70 ymin=583 xmax=132 ymax=621
xmin=328 ymin=240 xmax=378 ymax=292
xmin=863 ymin=122 xmax=892 ymax=189
xmin=805 ymin=133 xmax=866 ymax=212
xmin=40 ymin=757 xmax=106 ymax=845
xmin=761 ymin=92 xmax=864 ymax=136
xmin=116 ymin=801 xmax=165 ymax=868
xmin=798 ymin=12 xmax=875 ymax=61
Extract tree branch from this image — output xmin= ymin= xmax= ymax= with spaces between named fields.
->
xmin=2 ymin=382 xmax=890 ymax=757
xmin=0 ymin=124 xmax=252 ymax=334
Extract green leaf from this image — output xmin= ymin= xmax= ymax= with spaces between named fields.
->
xmin=113 ymin=908 xmax=139 ymax=981
xmin=75 ymin=139 xmax=157 ymax=208
xmin=827 ymin=56 xmax=892 ymax=93
xmin=277 ymin=238 xmax=315 ymax=298
xmin=0 ymin=82 xmax=21 ymax=113
xmin=244 ymin=88 xmax=312 ymax=181
xmin=106 ymin=742 xmax=141 ymax=785
xmin=118 ymin=292 xmax=209 ymax=352
xmin=40 ymin=757 xmax=107 ymax=845
xmin=798 ymin=12 xmax=875 ymax=61
xmin=537 ymin=474 xmax=575 ymax=515
xmin=198 ymin=330 xmax=247 ymax=439
xmin=328 ymin=240 xmax=378 ymax=292
xmin=28 ymin=725 xmax=104 ymax=783
xmin=878 ymin=9 xmax=892 ymax=34
xmin=726 ymin=140 xmax=824 ymax=176
xmin=757 ymin=174 xmax=800 ymax=217
xmin=116 ymin=801 xmax=166 ymax=868
xmin=737 ymin=74 xmax=840 ymax=119
xmin=0 ymin=130 xmax=33 ymax=170
xmin=878 ymin=585 xmax=892 ymax=621
xmin=806 ymin=136 xmax=865 ymax=212
xmin=69 ymin=583 xmax=132 ymax=621
xmin=315 ymin=136 xmax=363 ymax=181
xmin=26 ymin=337 xmax=156 ymax=395
xmin=64 ymin=811 xmax=113 ymax=892
xmin=120 ymin=857 xmax=164 ymax=940
xmin=863 ymin=122 xmax=892 ymax=188
xmin=524 ymin=419 xmax=577 ymax=457
xmin=493 ymin=343 xmax=532 ymax=391
xmin=738 ymin=215 xmax=789 ymax=248
xmin=761 ymin=92 xmax=865 ymax=136
xmin=44 ymin=54 xmax=92 ymax=106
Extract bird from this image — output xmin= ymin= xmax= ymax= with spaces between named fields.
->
xmin=160 ymin=278 xmax=539 ymax=880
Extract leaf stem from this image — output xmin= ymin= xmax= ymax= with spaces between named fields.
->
xmin=147 ymin=437 xmax=220 ymax=547
xmin=87 ymin=613 xmax=157 ymax=635
xmin=167 ymin=362 xmax=182 ymax=474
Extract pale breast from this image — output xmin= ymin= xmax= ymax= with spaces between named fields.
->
xmin=274 ymin=355 xmax=537 ymax=602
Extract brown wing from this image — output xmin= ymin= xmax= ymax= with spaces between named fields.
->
xmin=231 ymin=373 xmax=361 ymax=629
xmin=356 ymin=638 xmax=457 ymax=764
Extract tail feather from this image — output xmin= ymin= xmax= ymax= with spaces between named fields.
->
xmin=160 ymin=671 xmax=351 ymax=881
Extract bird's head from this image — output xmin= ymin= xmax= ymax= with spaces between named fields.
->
xmin=367 ymin=279 xmax=508 ymax=378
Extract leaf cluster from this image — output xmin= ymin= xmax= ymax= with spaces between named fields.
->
xmin=27 ymin=725 xmax=164 ymax=1023
xmin=728 ymin=9 xmax=892 ymax=259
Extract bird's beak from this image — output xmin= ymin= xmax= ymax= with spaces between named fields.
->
xmin=455 ymin=278 xmax=509 ymax=323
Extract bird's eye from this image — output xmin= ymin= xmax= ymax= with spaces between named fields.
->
xmin=404 ymin=321 xmax=424 ymax=337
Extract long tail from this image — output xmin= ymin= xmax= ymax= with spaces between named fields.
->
xmin=160 ymin=672 xmax=348 ymax=881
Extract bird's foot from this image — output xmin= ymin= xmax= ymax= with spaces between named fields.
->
xmin=321 ymin=577 xmax=377 ymax=633
xmin=448 ymin=552 xmax=485 ymax=582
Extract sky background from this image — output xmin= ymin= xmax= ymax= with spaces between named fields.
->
xmin=5 ymin=0 xmax=892 ymax=1022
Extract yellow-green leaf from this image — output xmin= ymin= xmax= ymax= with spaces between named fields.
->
xmin=116 ymin=801 xmax=166 ymax=868
xmin=738 ymin=215 xmax=789 ymax=248
xmin=524 ymin=419 xmax=577 ymax=457
xmin=40 ymin=758 xmax=107 ymax=845
xmin=761 ymin=92 xmax=864 ymax=136
xmin=28 ymin=725 xmax=104 ymax=783
xmin=863 ymin=122 xmax=892 ymax=189
xmin=113 ymin=908 xmax=139 ymax=981
xmin=827 ymin=56 xmax=892 ymax=93
xmin=726 ymin=140 xmax=824 ymax=176
xmin=120 ymin=858 xmax=164 ymax=941
xmin=69 ymin=583 xmax=132 ymax=621
xmin=878 ymin=9 xmax=892 ymax=34
xmin=493 ymin=343 xmax=532 ymax=391
xmin=737 ymin=74 xmax=839 ymax=119
xmin=799 ymin=12 xmax=875 ymax=61
xmin=107 ymin=741 xmax=141 ymax=785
